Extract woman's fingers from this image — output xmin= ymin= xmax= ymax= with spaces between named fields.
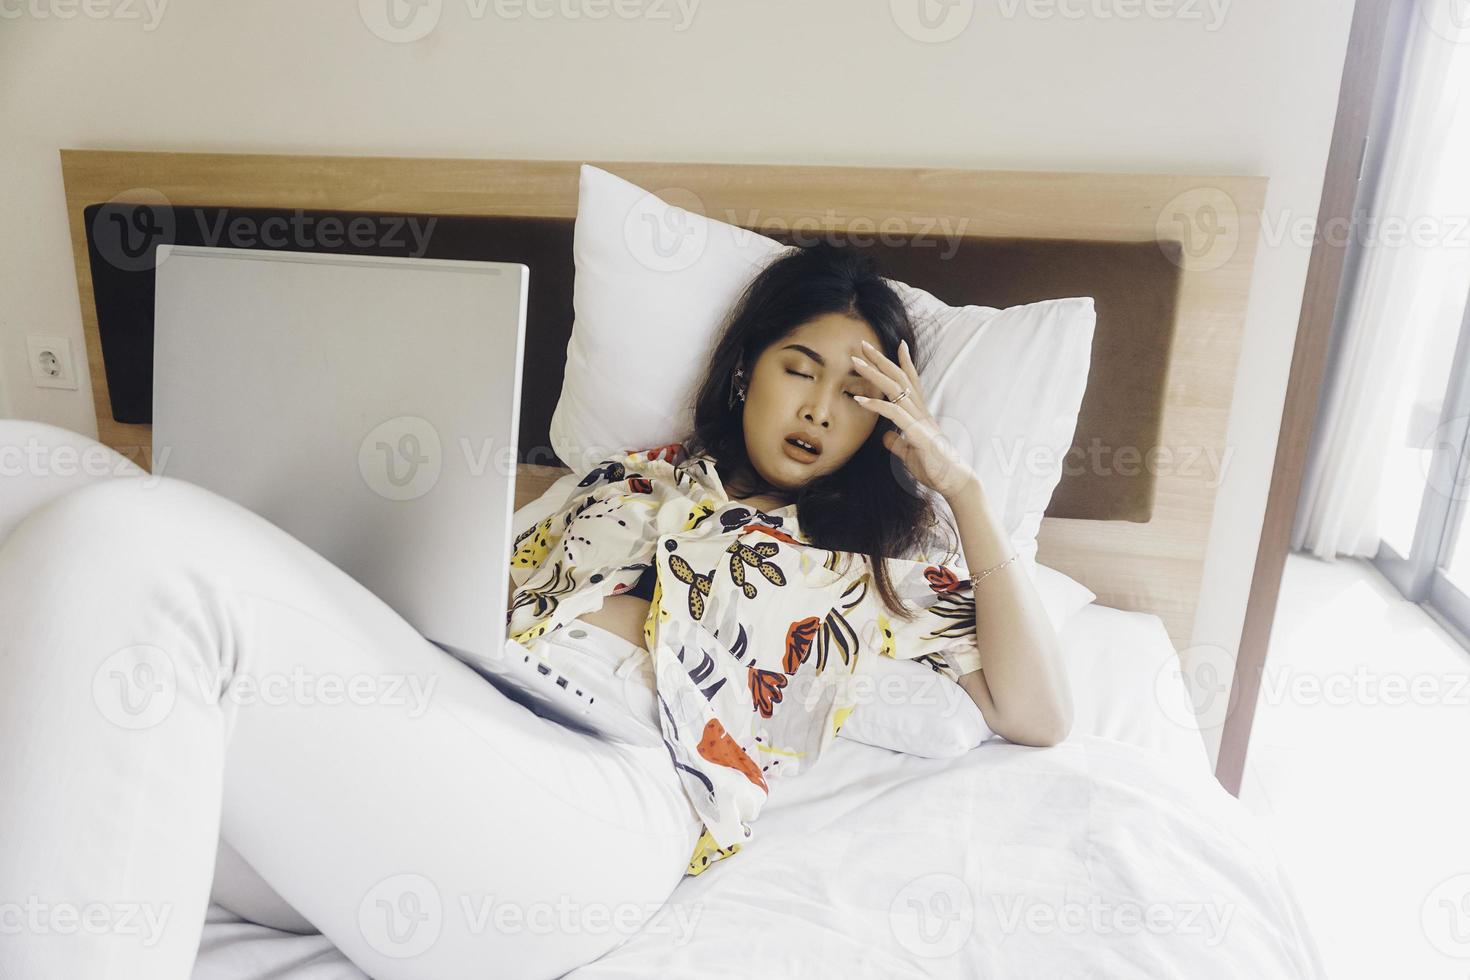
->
xmin=857 ymin=340 xmax=907 ymax=388
xmin=850 ymin=354 xmax=901 ymax=398
xmin=897 ymin=340 xmax=923 ymax=393
xmin=853 ymin=393 xmax=918 ymax=432
xmin=857 ymin=341 xmax=933 ymax=423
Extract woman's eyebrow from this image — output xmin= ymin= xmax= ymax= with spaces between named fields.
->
xmin=781 ymin=343 xmax=864 ymax=379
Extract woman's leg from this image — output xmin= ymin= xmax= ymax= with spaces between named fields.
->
xmin=0 ymin=474 xmax=702 ymax=980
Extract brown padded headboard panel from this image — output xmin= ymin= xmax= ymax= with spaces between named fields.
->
xmin=84 ymin=203 xmax=1181 ymax=523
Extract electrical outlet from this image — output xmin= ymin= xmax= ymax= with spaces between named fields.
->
xmin=27 ymin=335 xmax=79 ymax=391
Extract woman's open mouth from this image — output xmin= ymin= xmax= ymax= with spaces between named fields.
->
xmin=783 ymin=434 xmax=822 ymax=463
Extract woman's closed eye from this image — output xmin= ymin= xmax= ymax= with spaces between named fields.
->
xmin=786 ymin=368 xmax=860 ymax=400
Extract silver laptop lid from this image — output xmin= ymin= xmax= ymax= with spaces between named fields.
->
xmin=152 ymin=245 xmax=528 ymax=659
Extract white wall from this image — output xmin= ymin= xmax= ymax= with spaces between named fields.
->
xmin=0 ymin=0 xmax=1357 ymax=765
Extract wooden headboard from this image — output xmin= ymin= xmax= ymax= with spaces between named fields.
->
xmin=60 ymin=149 xmax=1266 ymax=646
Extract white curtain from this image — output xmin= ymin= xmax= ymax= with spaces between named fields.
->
xmin=1293 ymin=0 xmax=1470 ymax=560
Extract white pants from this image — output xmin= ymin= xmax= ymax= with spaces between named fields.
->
xmin=0 ymin=423 xmax=703 ymax=980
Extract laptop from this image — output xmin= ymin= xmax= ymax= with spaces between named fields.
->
xmin=151 ymin=245 xmax=659 ymax=746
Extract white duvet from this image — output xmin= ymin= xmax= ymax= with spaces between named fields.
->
xmin=191 ymin=732 xmax=1322 ymax=979
xmin=188 ymin=605 xmax=1324 ymax=979
xmin=562 ymin=733 xmax=1323 ymax=979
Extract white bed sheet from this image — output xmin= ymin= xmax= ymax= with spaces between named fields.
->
xmin=188 ymin=604 xmax=1320 ymax=979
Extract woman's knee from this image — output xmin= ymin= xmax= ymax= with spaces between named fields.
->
xmin=9 ymin=474 xmax=249 ymax=566
xmin=0 ymin=422 xmax=145 ymax=545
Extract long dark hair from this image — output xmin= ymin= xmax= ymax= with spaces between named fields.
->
xmin=684 ymin=242 xmax=958 ymax=620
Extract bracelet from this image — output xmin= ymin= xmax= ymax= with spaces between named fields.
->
xmin=972 ymin=551 xmax=1020 ymax=587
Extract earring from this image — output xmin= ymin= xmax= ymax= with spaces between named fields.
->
xmin=727 ymin=366 xmax=747 ymax=409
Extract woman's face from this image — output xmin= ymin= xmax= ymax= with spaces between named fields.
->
xmin=738 ymin=312 xmax=888 ymax=493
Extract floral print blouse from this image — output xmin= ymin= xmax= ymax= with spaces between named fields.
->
xmin=506 ymin=444 xmax=983 ymax=876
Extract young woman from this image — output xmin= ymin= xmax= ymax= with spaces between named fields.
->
xmin=0 ymin=243 xmax=1069 ymax=980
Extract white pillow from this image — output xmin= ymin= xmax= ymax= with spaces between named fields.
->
xmin=1031 ymin=561 xmax=1097 ymax=630
xmin=553 ymin=164 xmax=1095 ymax=567
xmin=839 ymin=652 xmax=995 ymax=759
xmin=894 ymin=283 xmax=1096 ymax=566
xmin=835 ymin=561 xmax=1094 ymax=758
xmin=552 ymin=165 xmax=785 ymax=475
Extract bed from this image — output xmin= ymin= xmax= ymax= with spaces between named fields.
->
xmin=178 ymin=602 xmax=1316 ymax=979
xmin=45 ymin=149 xmax=1325 ymax=976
